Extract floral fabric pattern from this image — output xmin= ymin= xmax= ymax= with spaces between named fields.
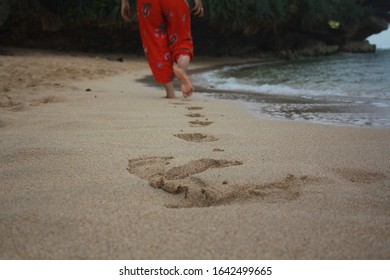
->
xmin=137 ymin=0 xmax=194 ymax=83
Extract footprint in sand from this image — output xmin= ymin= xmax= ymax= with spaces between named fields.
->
xmin=187 ymin=106 xmax=203 ymax=111
xmin=128 ymin=156 xmax=242 ymax=200
xmin=31 ymin=96 xmax=61 ymax=106
xmin=128 ymin=157 xmax=323 ymax=208
xmin=173 ymin=174 xmax=323 ymax=208
xmin=174 ymin=133 xmax=218 ymax=142
xmin=189 ymin=120 xmax=214 ymax=127
xmin=332 ymin=168 xmax=387 ymax=184
xmin=170 ymin=101 xmax=188 ymax=106
xmin=0 ymin=95 xmax=22 ymax=109
xmin=186 ymin=113 xmax=205 ymax=118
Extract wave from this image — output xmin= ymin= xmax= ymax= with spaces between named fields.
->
xmin=191 ymin=53 xmax=390 ymax=127
xmin=194 ymin=70 xmax=387 ymax=100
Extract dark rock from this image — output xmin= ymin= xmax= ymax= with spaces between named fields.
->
xmin=297 ymin=42 xmax=340 ymax=57
xmin=0 ymin=1 xmax=388 ymax=57
xmin=348 ymin=15 xmax=389 ymax=41
xmin=0 ymin=48 xmax=13 ymax=56
xmin=280 ymin=41 xmax=339 ymax=59
xmin=341 ymin=40 xmax=376 ymax=53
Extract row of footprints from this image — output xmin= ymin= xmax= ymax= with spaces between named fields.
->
xmin=127 ymin=99 xmax=324 ymax=208
xmin=174 ymin=103 xmax=218 ymax=143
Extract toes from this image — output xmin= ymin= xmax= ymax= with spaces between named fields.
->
xmin=182 ymin=86 xmax=194 ymax=98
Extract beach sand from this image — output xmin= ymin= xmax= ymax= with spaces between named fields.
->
xmin=0 ymin=48 xmax=389 ymax=259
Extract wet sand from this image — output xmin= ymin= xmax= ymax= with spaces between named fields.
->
xmin=0 ymin=48 xmax=389 ymax=259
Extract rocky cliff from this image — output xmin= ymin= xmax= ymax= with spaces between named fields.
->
xmin=0 ymin=0 xmax=389 ymax=57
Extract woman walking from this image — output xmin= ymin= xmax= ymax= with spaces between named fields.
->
xmin=121 ymin=0 xmax=204 ymax=98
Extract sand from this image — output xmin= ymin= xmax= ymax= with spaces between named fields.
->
xmin=0 ymin=48 xmax=389 ymax=259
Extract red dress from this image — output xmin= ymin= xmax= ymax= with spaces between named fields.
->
xmin=137 ymin=0 xmax=194 ymax=84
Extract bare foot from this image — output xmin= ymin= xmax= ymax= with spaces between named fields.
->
xmin=163 ymin=82 xmax=176 ymax=99
xmin=174 ymin=67 xmax=194 ymax=98
xmin=165 ymin=93 xmax=176 ymax=99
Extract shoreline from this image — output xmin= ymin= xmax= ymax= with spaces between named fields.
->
xmin=188 ymin=52 xmax=390 ymax=129
xmin=1 ymin=48 xmax=389 ymax=259
xmin=134 ymin=50 xmax=390 ymax=129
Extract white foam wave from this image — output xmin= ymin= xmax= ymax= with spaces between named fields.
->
xmin=194 ymin=71 xmax=347 ymax=98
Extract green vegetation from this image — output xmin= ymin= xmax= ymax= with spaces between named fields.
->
xmin=7 ymin=0 xmax=130 ymax=24
xmin=0 ymin=0 xmax=388 ymax=53
xmin=195 ymin=0 xmax=375 ymax=33
xmin=1 ymin=0 xmax=379 ymax=30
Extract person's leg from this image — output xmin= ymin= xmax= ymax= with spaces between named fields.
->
xmin=137 ymin=0 xmax=176 ymax=97
xmin=174 ymin=55 xmax=193 ymax=98
xmin=162 ymin=0 xmax=194 ymax=98
xmin=177 ymin=54 xmax=191 ymax=71
xmin=163 ymin=82 xmax=175 ymax=98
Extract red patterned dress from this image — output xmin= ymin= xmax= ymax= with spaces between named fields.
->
xmin=137 ymin=0 xmax=194 ymax=84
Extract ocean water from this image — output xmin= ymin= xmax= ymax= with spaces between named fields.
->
xmin=192 ymin=49 xmax=390 ymax=128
